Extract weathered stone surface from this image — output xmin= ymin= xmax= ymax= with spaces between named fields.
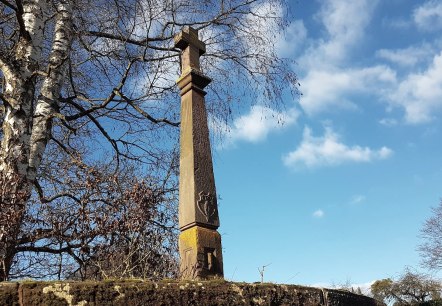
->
xmin=179 ymin=226 xmax=223 ymax=279
xmin=0 ymin=281 xmax=386 ymax=306
xmin=174 ymin=26 xmax=206 ymax=72
xmin=0 ymin=282 xmax=18 ymax=306
xmin=175 ymin=27 xmax=219 ymax=232
xmin=175 ymin=26 xmax=223 ymax=279
xmin=325 ymin=289 xmax=383 ymax=306
xmin=177 ymin=74 xmax=219 ymax=231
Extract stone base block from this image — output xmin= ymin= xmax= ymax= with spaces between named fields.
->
xmin=179 ymin=226 xmax=223 ymax=279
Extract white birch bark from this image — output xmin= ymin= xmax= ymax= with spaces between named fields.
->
xmin=0 ymin=0 xmax=50 ymax=280
xmin=29 ymin=1 xmax=73 ymax=181
xmin=19 ymin=0 xmax=47 ymax=64
xmin=0 ymin=0 xmax=48 ymax=177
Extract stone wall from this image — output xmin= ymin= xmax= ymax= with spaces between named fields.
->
xmin=0 ymin=280 xmax=385 ymax=306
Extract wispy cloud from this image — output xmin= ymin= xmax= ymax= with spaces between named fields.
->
xmin=300 ymin=66 xmax=396 ymax=115
xmin=213 ymin=105 xmax=299 ymax=148
xmin=376 ymin=43 xmax=435 ymax=67
xmin=276 ymin=19 xmax=308 ymax=57
xmin=350 ymin=195 xmax=366 ymax=205
xmin=296 ymin=0 xmax=389 ymax=115
xmin=313 ymin=209 xmax=325 ymax=218
xmin=283 ymin=126 xmax=393 ymax=169
xmin=311 ymin=281 xmax=375 ymax=295
xmin=379 ymin=118 xmax=399 ymax=127
xmin=383 ymin=17 xmax=412 ymax=30
xmin=295 ymin=0 xmax=442 ymax=126
xmin=351 ymin=281 xmax=375 ymax=296
xmin=242 ymin=1 xmax=285 ymax=64
xmin=301 ymin=0 xmax=377 ymax=67
xmin=413 ymin=0 xmax=442 ymax=31
xmin=388 ymin=51 xmax=442 ymax=124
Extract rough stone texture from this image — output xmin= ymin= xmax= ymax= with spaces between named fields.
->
xmin=175 ymin=27 xmax=220 ymax=231
xmin=179 ymin=226 xmax=223 ymax=279
xmin=175 ymin=26 xmax=223 ymax=279
xmin=0 ymin=281 xmax=385 ymax=306
xmin=0 ymin=282 xmax=18 ymax=306
xmin=325 ymin=289 xmax=383 ymax=306
xmin=175 ymin=26 xmax=206 ymax=71
xmin=176 ymin=74 xmax=219 ymax=230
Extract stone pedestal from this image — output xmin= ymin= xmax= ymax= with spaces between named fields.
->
xmin=175 ymin=27 xmax=223 ymax=279
xmin=179 ymin=226 xmax=223 ymax=279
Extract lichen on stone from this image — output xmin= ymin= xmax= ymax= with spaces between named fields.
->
xmin=42 ymin=283 xmax=87 ymax=306
xmin=114 ymin=285 xmax=125 ymax=300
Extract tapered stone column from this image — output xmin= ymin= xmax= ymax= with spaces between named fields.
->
xmin=175 ymin=27 xmax=223 ymax=279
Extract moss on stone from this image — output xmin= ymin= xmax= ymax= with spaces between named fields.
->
xmin=0 ymin=282 xmax=19 ymax=306
xmin=0 ymin=280 xmax=385 ymax=306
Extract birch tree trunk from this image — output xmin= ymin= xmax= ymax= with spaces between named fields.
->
xmin=29 ymin=1 xmax=73 ymax=180
xmin=0 ymin=0 xmax=73 ymax=280
xmin=0 ymin=0 xmax=297 ymax=280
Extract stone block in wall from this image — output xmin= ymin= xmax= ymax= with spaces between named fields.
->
xmin=0 ymin=280 xmax=385 ymax=306
xmin=0 ymin=282 xmax=19 ymax=306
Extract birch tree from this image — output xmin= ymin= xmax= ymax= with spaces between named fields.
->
xmin=0 ymin=0 xmax=74 ymax=280
xmin=0 ymin=0 xmax=298 ymax=280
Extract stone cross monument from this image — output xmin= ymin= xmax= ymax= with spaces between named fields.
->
xmin=175 ymin=27 xmax=223 ymax=279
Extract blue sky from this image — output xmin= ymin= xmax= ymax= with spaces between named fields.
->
xmin=211 ymin=0 xmax=442 ymax=288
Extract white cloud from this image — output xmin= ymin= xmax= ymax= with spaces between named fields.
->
xmin=297 ymin=0 xmax=388 ymax=115
xmin=313 ymin=209 xmax=325 ymax=218
xmin=241 ymin=1 xmax=285 ymax=68
xmin=413 ymin=0 xmax=442 ymax=31
xmin=213 ymin=105 xmax=299 ymax=148
xmin=319 ymin=0 xmax=374 ymax=43
xmin=341 ymin=281 xmax=375 ymax=296
xmin=350 ymin=195 xmax=366 ymax=205
xmin=244 ymin=6 xmax=308 ymax=59
xmin=383 ymin=17 xmax=412 ymax=30
xmin=129 ymin=57 xmax=180 ymax=99
xmin=300 ymin=70 xmax=356 ymax=114
xmin=301 ymin=0 xmax=377 ymax=67
xmin=276 ymin=20 xmax=307 ymax=57
xmin=300 ymin=66 xmax=396 ymax=115
xmin=376 ymin=44 xmax=435 ymax=67
xmin=352 ymin=281 xmax=375 ymax=296
xmin=130 ymin=0 xmax=175 ymax=39
xmin=388 ymin=51 xmax=442 ymax=124
xmin=311 ymin=281 xmax=375 ymax=296
xmin=379 ymin=118 xmax=398 ymax=127
xmin=296 ymin=0 xmax=442 ymax=125
xmin=283 ymin=126 xmax=393 ymax=168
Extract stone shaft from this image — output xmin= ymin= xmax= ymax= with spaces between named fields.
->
xmin=175 ymin=27 xmax=223 ymax=279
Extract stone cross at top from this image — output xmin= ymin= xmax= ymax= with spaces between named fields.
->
xmin=174 ymin=27 xmax=223 ymax=279
xmin=175 ymin=26 xmax=206 ymax=72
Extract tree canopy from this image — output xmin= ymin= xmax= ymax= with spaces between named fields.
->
xmin=0 ymin=0 xmax=298 ymax=280
xmin=371 ymin=269 xmax=442 ymax=306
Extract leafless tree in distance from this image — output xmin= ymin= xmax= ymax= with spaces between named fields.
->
xmin=419 ymin=200 xmax=442 ymax=272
